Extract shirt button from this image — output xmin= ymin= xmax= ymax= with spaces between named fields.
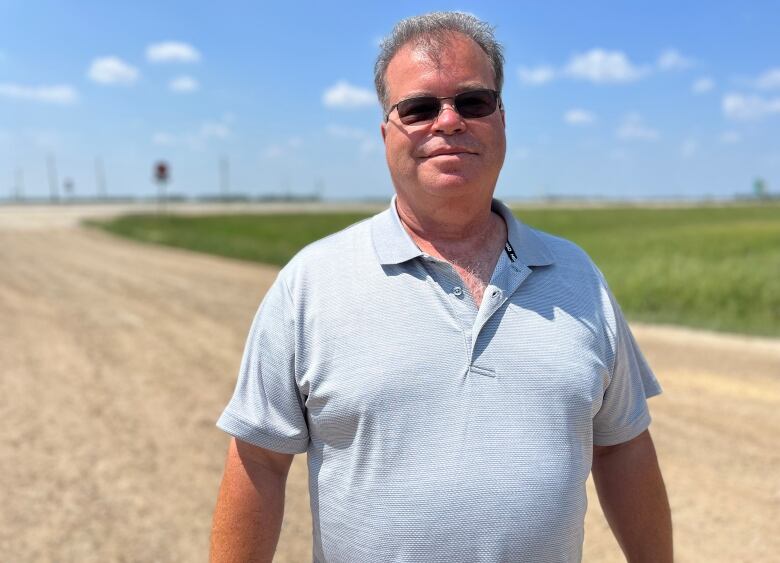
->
xmin=453 ymin=286 xmax=463 ymax=296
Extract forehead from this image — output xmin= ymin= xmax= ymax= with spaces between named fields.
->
xmin=385 ymin=34 xmax=496 ymax=101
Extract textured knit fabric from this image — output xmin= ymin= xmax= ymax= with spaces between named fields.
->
xmin=217 ymin=198 xmax=661 ymax=562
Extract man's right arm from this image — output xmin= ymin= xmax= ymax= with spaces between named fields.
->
xmin=210 ymin=438 xmax=294 ymax=563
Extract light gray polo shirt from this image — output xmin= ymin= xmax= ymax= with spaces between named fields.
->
xmin=218 ymin=198 xmax=661 ymax=562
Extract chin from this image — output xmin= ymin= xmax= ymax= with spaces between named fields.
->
xmin=424 ymin=168 xmax=477 ymax=185
xmin=421 ymin=178 xmax=479 ymax=198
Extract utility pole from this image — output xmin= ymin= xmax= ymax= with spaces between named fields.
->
xmin=46 ymin=154 xmax=59 ymax=203
xmin=63 ymin=177 xmax=75 ymax=200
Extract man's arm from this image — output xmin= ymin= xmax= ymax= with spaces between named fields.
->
xmin=592 ymin=429 xmax=672 ymax=563
xmin=210 ymin=438 xmax=294 ymax=563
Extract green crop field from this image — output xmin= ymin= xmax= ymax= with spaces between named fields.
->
xmin=89 ymin=204 xmax=780 ymax=337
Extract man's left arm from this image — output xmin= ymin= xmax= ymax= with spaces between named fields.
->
xmin=592 ymin=429 xmax=672 ymax=563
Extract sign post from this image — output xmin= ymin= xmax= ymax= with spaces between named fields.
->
xmin=154 ymin=161 xmax=170 ymax=214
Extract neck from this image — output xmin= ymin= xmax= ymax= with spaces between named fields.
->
xmin=395 ymin=194 xmax=496 ymax=243
xmin=395 ymin=195 xmax=505 ymax=264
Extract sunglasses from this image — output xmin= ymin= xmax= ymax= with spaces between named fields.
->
xmin=384 ymin=89 xmax=501 ymax=125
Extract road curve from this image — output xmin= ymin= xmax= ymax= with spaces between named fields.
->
xmin=1 ymin=207 xmax=777 ymax=562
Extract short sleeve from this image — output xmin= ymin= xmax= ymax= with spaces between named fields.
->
xmin=593 ymin=289 xmax=662 ymax=446
xmin=216 ymin=274 xmax=309 ymax=454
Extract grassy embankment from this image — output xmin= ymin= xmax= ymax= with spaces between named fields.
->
xmin=90 ymin=204 xmax=780 ymax=337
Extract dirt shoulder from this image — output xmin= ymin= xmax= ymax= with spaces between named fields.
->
xmin=1 ymin=215 xmax=777 ymax=562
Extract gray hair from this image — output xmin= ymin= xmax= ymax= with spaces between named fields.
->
xmin=374 ymin=12 xmax=505 ymax=112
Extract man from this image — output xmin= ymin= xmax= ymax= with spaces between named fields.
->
xmin=211 ymin=12 xmax=672 ymax=563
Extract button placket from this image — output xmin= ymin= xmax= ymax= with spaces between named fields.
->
xmin=469 ymin=264 xmax=534 ymax=360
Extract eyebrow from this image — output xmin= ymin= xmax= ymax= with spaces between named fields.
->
xmin=396 ymin=82 xmax=493 ymax=100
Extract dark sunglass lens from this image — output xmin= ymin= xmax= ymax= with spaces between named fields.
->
xmin=397 ymin=97 xmax=440 ymax=124
xmin=455 ymin=91 xmax=497 ymax=118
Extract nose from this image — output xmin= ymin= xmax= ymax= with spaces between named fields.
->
xmin=433 ymin=100 xmax=465 ymax=134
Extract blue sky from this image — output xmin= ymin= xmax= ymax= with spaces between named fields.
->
xmin=2 ymin=0 xmax=779 ymax=201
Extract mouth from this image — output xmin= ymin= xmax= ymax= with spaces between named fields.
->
xmin=421 ymin=147 xmax=478 ymax=159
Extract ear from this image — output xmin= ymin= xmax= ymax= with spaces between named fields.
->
xmin=380 ymin=121 xmax=387 ymax=143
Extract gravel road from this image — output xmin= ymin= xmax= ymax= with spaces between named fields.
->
xmin=1 ymin=205 xmax=778 ymax=562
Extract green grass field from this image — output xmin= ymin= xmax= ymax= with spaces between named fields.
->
xmin=89 ymin=204 xmax=780 ymax=337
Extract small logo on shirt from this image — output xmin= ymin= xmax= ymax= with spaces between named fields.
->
xmin=504 ymin=241 xmax=517 ymax=262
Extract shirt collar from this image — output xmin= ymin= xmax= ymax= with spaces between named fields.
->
xmin=371 ymin=195 xmax=554 ymax=268
xmin=371 ymin=195 xmax=425 ymax=265
xmin=491 ymin=199 xmax=554 ymax=267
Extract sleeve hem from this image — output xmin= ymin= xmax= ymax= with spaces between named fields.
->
xmin=644 ymin=384 xmax=663 ymax=400
xmin=216 ymin=410 xmax=309 ymax=454
xmin=593 ymin=409 xmax=652 ymax=446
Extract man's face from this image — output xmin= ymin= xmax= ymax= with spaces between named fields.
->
xmin=380 ymin=34 xmax=506 ymax=210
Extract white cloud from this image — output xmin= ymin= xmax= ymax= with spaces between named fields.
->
xmin=719 ymin=131 xmax=741 ymax=144
xmin=0 ymin=83 xmax=78 ymax=104
xmin=514 ymin=147 xmax=530 ymax=160
xmin=565 ymin=49 xmax=647 ymax=83
xmin=20 ymin=129 xmax=62 ymax=149
xmin=359 ymin=139 xmax=378 ymax=154
xmin=520 ymin=49 xmax=656 ymax=86
xmin=692 ymin=77 xmax=714 ymax=94
xmin=563 ymin=108 xmax=596 ymax=126
xmin=616 ymin=114 xmax=660 ymax=141
xmin=88 ymin=56 xmax=139 ymax=85
xmin=151 ymin=116 xmax=232 ymax=149
xmin=722 ymin=93 xmax=780 ymax=120
xmin=657 ymin=49 xmax=694 ymax=71
xmin=146 ymin=41 xmax=200 ymax=63
xmin=261 ymin=137 xmax=305 ymax=159
xmin=261 ymin=146 xmax=285 ymax=159
xmin=152 ymin=132 xmax=176 ymax=146
xmin=755 ymin=68 xmax=780 ymax=90
xmin=198 ymin=121 xmax=230 ymax=141
xmin=322 ymin=81 xmax=376 ymax=108
xmin=681 ymin=138 xmax=698 ymax=158
xmin=169 ymin=75 xmax=199 ymax=93
xmin=326 ymin=125 xmax=367 ymax=139
xmin=518 ymin=65 xmax=555 ymax=85
xmin=326 ymin=124 xmax=378 ymax=155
